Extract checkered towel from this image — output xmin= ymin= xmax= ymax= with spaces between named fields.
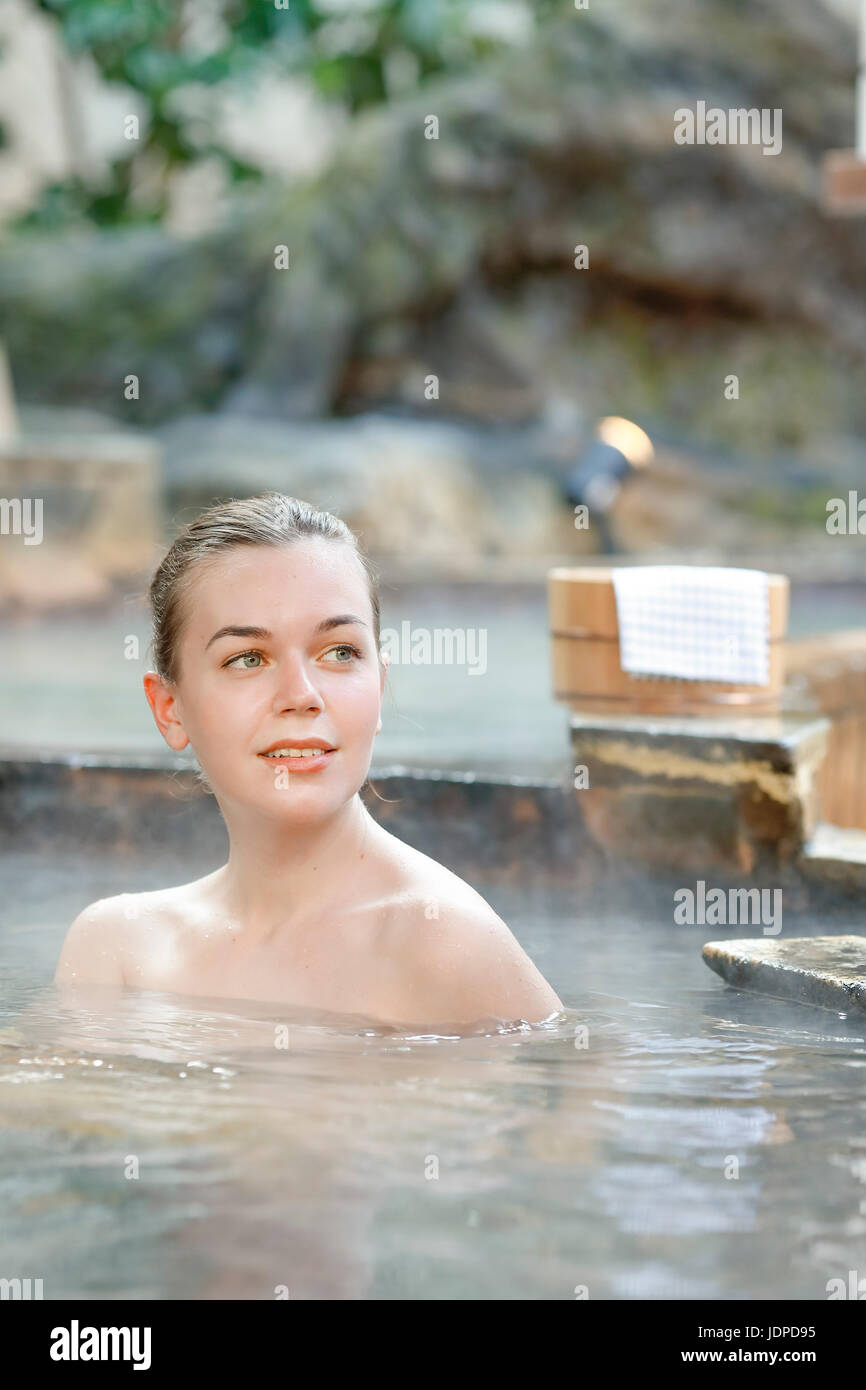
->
xmin=610 ymin=566 xmax=770 ymax=685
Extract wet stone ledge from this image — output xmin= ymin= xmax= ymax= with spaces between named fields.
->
xmin=569 ymin=712 xmax=830 ymax=877
xmin=0 ymin=751 xmax=602 ymax=891
xmin=703 ymin=936 xmax=866 ymax=1014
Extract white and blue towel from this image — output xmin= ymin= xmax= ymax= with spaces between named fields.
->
xmin=611 ymin=566 xmax=770 ymax=685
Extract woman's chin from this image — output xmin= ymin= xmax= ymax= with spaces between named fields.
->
xmin=251 ymin=777 xmax=356 ymax=820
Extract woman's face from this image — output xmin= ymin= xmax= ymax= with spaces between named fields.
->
xmin=146 ymin=540 xmax=387 ymax=825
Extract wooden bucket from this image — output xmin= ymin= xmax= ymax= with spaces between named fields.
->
xmin=548 ymin=567 xmax=789 ymax=715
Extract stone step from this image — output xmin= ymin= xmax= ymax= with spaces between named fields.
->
xmin=702 ymin=936 xmax=866 ymax=1013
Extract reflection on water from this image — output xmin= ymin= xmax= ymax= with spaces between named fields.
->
xmin=2 ymin=865 xmax=866 ymax=1299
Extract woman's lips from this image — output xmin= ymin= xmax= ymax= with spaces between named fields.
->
xmin=258 ymin=749 xmax=336 ymax=773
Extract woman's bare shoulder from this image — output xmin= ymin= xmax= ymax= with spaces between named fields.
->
xmin=54 ymin=879 xmax=207 ymax=987
xmin=374 ymin=836 xmax=563 ymax=1024
xmin=55 ymin=895 xmax=131 ymax=987
xmin=370 ymin=824 xmax=485 ymax=897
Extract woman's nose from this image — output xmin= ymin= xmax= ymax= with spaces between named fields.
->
xmin=272 ymin=657 xmax=324 ymax=713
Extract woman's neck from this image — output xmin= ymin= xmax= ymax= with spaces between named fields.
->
xmin=212 ymin=794 xmax=379 ymax=941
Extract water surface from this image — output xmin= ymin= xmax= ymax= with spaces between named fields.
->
xmin=2 ymin=849 xmax=865 ymax=1300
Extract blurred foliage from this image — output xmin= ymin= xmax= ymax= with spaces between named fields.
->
xmin=741 ymin=486 xmax=835 ymax=527
xmin=25 ymin=0 xmax=543 ymax=226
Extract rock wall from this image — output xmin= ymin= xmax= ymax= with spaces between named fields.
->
xmin=1 ymin=0 xmax=864 ymax=457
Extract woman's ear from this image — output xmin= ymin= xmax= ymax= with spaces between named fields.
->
xmin=143 ymin=671 xmax=190 ymax=751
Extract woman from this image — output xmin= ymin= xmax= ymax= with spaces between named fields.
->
xmin=55 ymin=493 xmax=563 ymax=1028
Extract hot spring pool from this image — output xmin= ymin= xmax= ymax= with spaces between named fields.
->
xmin=2 ymin=845 xmax=866 ymax=1301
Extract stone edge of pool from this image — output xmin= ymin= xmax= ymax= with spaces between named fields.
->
xmin=0 ymin=747 xmax=604 ymax=891
xmin=2 ymin=742 xmax=866 ymax=905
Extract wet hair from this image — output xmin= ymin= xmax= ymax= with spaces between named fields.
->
xmin=148 ymin=492 xmax=381 ymax=685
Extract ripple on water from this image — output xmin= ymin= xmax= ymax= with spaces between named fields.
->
xmin=4 ymin=905 xmax=866 ymax=1298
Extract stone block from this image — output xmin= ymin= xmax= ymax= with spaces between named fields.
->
xmin=0 ymin=431 xmax=160 ymax=611
xmin=570 ymin=711 xmax=829 ymax=874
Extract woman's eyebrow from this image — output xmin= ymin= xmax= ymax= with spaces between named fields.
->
xmin=205 ymin=615 xmax=368 ymax=649
xmin=315 ymin=614 xmax=369 ymax=634
xmin=206 ymin=625 xmax=271 ymax=649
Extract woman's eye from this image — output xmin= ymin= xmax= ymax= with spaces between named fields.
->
xmin=322 ymin=644 xmax=361 ymax=663
xmin=225 ymin=651 xmax=264 ymax=670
